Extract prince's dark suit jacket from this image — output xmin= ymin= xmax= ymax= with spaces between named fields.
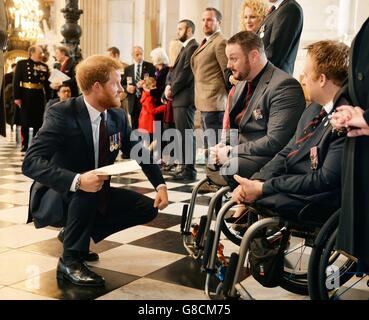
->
xmin=22 ymin=96 xmax=165 ymax=228
xmin=257 ymin=0 xmax=303 ymax=75
xmin=252 ymin=93 xmax=349 ymax=217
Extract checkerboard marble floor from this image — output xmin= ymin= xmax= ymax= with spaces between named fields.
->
xmin=0 ymin=127 xmax=367 ymax=301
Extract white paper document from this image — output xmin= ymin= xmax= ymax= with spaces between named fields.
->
xmin=95 ymin=160 xmax=141 ymax=176
xmin=48 ymin=68 xmax=71 ymax=84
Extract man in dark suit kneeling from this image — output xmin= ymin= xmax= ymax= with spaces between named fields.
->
xmin=232 ymin=40 xmax=350 ymax=217
xmin=22 ymin=55 xmax=168 ymax=287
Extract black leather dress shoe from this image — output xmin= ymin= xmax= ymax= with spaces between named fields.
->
xmin=56 ymin=258 xmax=105 ymax=287
xmin=57 ymin=228 xmax=99 ymax=262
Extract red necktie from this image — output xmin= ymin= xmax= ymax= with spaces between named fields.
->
xmin=235 ymin=82 xmax=253 ymax=127
xmin=288 ymin=109 xmax=328 ymax=158
xmin=200 ymin=38 xmax=207 ymax=48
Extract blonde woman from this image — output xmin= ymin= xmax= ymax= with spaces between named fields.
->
xmin=240 ymin=0 xmax=268 ymax=32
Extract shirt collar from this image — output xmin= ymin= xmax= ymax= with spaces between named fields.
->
xmin=183 ymin=37 xmax=195 ymax=48
xmin=135 ymin=61 xmax=143 ymax=68
xmin=323 ymin=101 xmax=334 ymax=114
xmin=84 ymin=97 xmax=107 ymax=123
xmin=205 ymin=29 xmax=220 ymax=41
xmin=272 ymin=0 xmax=285 ymax=10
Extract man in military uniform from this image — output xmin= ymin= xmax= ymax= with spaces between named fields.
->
xmin=13 ymin=45 xmax=51 ymax=151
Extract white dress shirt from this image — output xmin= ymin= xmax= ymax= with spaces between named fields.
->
xmin=70 ymin=99 xmax=107 ymax=192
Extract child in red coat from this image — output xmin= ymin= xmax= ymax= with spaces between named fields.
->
xmin=138 ymin=77 xmax=166 ymax=152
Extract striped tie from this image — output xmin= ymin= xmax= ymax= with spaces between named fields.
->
xmin=288 ymin=109 xmax=327 ymax=158
xmin=135 ymin=64 xmax=141 ymax=83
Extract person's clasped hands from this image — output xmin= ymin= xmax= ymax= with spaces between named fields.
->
xmin=331 ymin=105 xmax=369 ymax=137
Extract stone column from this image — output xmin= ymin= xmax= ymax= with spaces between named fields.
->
xmin=79 ymin=0 xmax=108 ymax=58
xmin=60 ymin=0 xmax=84 ymax=62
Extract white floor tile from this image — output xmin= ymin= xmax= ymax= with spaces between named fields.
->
xmin=0 ymin=206 xmax=29 ymax=224
xmin=0 ymin=250 xmax=58 ymax=286
xmin=0 ymin=224 xmax=58 ymax=248
xmin=105 ymin=225 xmax=162 ymax=244
xmin=160 ymin=202 xmax=209 ymax=217
xmin=0 ymin=287 xmax=55 ymax=300
xmin=145 ymin=191 xmax=192 ymax=202
xmin=90 ymin=244 xmax=184 ymax=277
xmin=0 ymin=181 xmax=33 ymax=192
xmin=0 ymin=192 xmax=29 ymax=206
xmin=97 ymin=278 xmax=209 ymax=300
xmin=1 ymin=174 xmax=33 ymax=182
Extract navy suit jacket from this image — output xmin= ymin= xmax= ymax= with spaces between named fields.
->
xmin=252 ymin=91 xmax=349 ymax=215
xmin=168 ymin=39 xmax=199 ymax=108
xmin=22 ymin=96 xmax=165 ymax=228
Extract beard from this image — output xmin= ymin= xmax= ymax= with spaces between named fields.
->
xmin=178 ymin=29 xmax=188 ymax=43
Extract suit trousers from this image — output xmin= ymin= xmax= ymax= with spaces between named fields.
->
xmin=173 ymin=105 xmax=196 ymax=172
xmin=62 ymin=187 xmax=157 ymax=257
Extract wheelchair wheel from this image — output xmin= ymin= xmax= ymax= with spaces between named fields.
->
xmin=317 ymin=230 xmax=357 ymax=300
xmin=307 ymin=211 xmax=340 ymax=300
xmin=279 ymin=234 xmax=310 ymax=295
xmin=220 ymin=206 xmax=258 ymax=246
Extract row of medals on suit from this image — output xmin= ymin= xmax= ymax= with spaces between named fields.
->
xmin=109 ymin=133 xmax=122 ymax=152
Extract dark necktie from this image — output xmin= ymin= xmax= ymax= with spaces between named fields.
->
xmin=98 ymin=113 xmax=109 ymax=167
xmin=135 ymin=64 xmax=141 ymax=83
xmin=235 ymin=82 xmax=254 ymax=127
xmin=288 ymin=109 xmax=328 ymax=158
xmin=200 ymin=38 xmax=207 ymax=48
xmin=98 ymin=113 xmax=110 ymax=214
xmin=135 ymin=64 xmax=142 ymax=98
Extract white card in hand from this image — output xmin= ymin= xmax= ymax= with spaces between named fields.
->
xmin=95 ymin=160 xmax=141 ymax=176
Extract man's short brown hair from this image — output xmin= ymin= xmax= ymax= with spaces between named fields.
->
xmin=76 ymin=55 xmax=122 ymax=93
xmin=306 ymin=40 xmax=349 ymax=87
xmin=227 ymin=31 xmax=265 ymax=55
xmin=56 ymin=46 xmax=70 ymax=57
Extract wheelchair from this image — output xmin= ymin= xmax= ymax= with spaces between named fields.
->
xmin=181 ymin=176 xmax=230 ymax=260
xmin=202 ymin=199 xmax=339 ymax=299
xmin=307 ymin=210 xmax=368 ymax=300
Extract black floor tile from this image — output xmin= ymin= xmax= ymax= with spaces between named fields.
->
xmin=170 ymin=185 xmax=194 ymax=193
xmin=182 ymin=195 xmax=212 ymax=206
xmin=146 ymin=256 xmax=219 ymax=291
xmin=144 ymin=213 xmax=181 ymax=229
xmin=129 ymin=230 xmax=186 ymax=255
xmin=13 ymin=267 xmax=139 ymax=300
xmin=21 ymin=238 xmax=123 ymax=258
